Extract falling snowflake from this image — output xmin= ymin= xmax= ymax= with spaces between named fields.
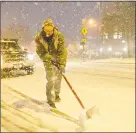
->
xmin=61 ymin=24 xmax=65 ymax=28
xmin=42 ymin=8 xmax=45 ymax=12
xmin=13 ymin=17 xmax=17 ymax=20
xmin=97 ymin=2 xmax=100 ymax=6
xmin=76 ymin=2 xmax=82 ymax=7
xmin=51 ymin=4 xmax=54 ymax=7
xmin=34 ymin=2 xmax=38 ymax=6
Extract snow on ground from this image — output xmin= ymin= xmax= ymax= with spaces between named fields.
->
xmin=68 ymin=58 xmax=135 ymax=64
xmin=1 ymin=58 xmax=135 ymax=132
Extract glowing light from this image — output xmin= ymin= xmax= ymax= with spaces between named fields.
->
xmin=27 ymin=53 xmax=34 ymax=60
xmin=108 ymin=47 xmax=112 ymax=51
xmin=89 ymin=19 xmax=95 ymax=25
xmin=122 ymin=40 xmax=126 ymax=43
xmin=123 ymin=47 xmax=127 ymax=52
xmin=80 ymin=45 xmax=83 ymax=49
xmin=100 ymin=48 xmax=103 ymax=52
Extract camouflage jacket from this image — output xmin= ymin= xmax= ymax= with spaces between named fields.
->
xmin=35 ymin=28 xmax=67 ymax=66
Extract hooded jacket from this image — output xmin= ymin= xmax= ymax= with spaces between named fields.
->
xmin=35 ymin=28 xmax=67 ymax=66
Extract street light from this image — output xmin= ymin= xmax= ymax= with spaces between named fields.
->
xmin=123 ymin=47 xmax=128 ymax=52
xmin=122 ymin=40 xmax=126 ymax=43
xmin=80 ymin=45 xmax=83 ymax=49
xmin=88 ymin=18 xmax=97 ymax=28
xmin=108 ymin=47 xmax=112 ymax=52
xmin=82 ymin=18 xmax=97 ymax=27
xmin=88 ymin=19 xmax=95 ymax=25
xmin=100 ymin=48 xmax=103 ymax=52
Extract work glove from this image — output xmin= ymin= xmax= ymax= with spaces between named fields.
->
xmin=43 ymin=53 xmax=56 ymax=63
xmin=59 ymin=64 xmax=65 ymax=74
xmin=51 ymin=60 xmax=65 ymax=73
xmin=51 ymin=58 xmax=57 ymax=63
xmin=43 ymin=53 xmax=52 ymax=62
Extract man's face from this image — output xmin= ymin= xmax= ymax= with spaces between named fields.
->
xmin=43 ymin=25 xmax=54 ymax=37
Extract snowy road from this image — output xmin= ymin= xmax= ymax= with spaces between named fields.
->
xmin=1 ymin=60 xmax=135 ymax=132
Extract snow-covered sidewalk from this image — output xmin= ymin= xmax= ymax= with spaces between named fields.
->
xmin=1 ymin=84 xmax=79 ymax=132
xmin=1 ymin=58 xmax=135 ymax=132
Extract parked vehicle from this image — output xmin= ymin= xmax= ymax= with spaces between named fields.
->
xmin=1 ymin=38 xmax=35 ymax=77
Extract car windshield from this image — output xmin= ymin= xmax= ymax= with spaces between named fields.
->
xmin=1 ymin=41 xmax=21 ymax=51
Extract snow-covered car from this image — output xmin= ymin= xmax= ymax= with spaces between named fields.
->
xmin=1 ymin=39 xmax=35 ymax=77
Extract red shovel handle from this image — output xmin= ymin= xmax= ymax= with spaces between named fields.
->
xmin=62 ymin=74 xmax=85 ymax=109
xmin=52 ymin=60 xmax=85 ymax=109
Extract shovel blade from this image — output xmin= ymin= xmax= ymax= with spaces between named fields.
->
xmin=86 ymin=106 xmax=100 ymax=119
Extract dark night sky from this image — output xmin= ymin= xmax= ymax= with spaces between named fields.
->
xmin=1 ymin=1 xmax=102 ymax=43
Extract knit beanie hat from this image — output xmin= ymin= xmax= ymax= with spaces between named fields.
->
xmin=42 ymin=18 xmax=54 ymax=28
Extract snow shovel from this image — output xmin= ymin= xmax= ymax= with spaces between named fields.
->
xmin=51 ymin=60 xmax=99 ymax=128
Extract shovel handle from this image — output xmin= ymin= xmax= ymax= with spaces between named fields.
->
xmin=62 ymin=74 xmax=85 ymax=109
xmin=52 ymin=60 xmax=85 ymax=109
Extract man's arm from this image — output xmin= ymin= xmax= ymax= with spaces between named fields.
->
xmin=35 ymin=34 xmax=47 ymax=60
xmin=57 ymin=33 xmax=68 ymax=67
xmin=35 ymin=34 xmax=53 ymax=63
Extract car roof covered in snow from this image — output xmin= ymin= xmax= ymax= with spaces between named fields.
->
xmin=0 ymin=40 xmax=16 ymax=43
xmin=0 ymin=39 xmax=18 ymax=43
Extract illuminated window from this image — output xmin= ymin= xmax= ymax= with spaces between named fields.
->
xmin=113 ymin=32 xmax=118 ymax=39
xmin=118 ymin=32 xmax=122 ymax=39
xmin=103 ymin=33 xmax=108 ymax=39
xmin=113 ymin=32 xmax=122 ymax=39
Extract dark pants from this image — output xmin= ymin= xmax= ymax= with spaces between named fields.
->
xmin=43 ymin=62 xmax=62 ymax=103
